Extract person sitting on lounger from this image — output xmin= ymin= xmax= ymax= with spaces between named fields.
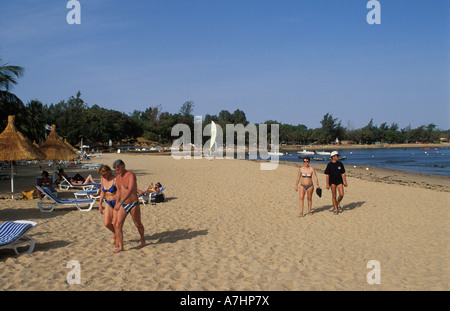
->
xmin=137 ymin=182 xmax=162 ymax=196
xmin=57 ymin=168 xmax=97 ymax=185
xmin=37 ymin=171 xmax=56 ymax=199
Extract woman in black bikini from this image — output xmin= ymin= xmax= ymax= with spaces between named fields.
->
xmin=295 ymin=157 xmax=320 ymax=217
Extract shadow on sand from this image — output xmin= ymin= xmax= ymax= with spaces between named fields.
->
xmin=132 ymin=228 xmax=208 ymax=248
xmin=313 ymin=201 xmax=366 ymax=214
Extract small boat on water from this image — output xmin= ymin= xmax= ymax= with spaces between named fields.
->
xmin=268 ymin=152 xmax=284 ymax=156
xmin=297 ymin=149 xmax=315 ymax=155
xmin=314 ymin=151 xmax=331 ymax=156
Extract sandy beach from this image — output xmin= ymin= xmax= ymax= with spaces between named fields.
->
xmin=0 ymin=152 xmax=448 ymax=291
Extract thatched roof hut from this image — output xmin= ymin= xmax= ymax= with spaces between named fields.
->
xmin=39 ymin=125 xmax=78 ymax=161
xmin=0 ymin=115 xmax=45 ymax=162
xmin=0 ymin=115 xmax=45 ymax=197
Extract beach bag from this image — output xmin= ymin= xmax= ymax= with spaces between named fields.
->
xmin=154 ymin=193 xmax=165 ymax=203
xmin=316 ymin=187 xmax=322 ymax=198
xmin=72 ymin=173 xmax=85 ymax=182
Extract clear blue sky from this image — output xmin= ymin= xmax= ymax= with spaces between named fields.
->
xmin=1 ymin=0 xmax=448 ymax=129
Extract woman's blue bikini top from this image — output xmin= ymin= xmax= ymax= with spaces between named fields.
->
xmin=102 ymin=178 xmax=117 ymax=193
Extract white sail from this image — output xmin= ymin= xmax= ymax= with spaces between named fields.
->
xmin=210 ymin=121 xmax=217 ymax=152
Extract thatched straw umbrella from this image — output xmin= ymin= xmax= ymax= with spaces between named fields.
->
xmin=39 ymin=124 xmax=78 ymax=181
xmin=39 ymin=125 xmax=78 ymax=161
xmin=64 ymin=138 xmax=78 ymax=152
xmin=0 ymin=115 xmax=46 ymax=198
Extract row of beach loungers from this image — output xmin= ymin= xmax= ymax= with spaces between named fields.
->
xmin=42 ymin=176 xmax=166 ymax=212
xmin=1 ymin=163 xmax=165 ymax=256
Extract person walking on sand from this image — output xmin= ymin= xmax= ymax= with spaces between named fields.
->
xmin=295 ymin=157 xmax=320 ymax=217
xmin=325 ymin=151 xmax=348 ymax=214
xmin=97 ymin=165 xmax=117 ymax=245
xmin=112 ymin=159 xmax=145 ymax=254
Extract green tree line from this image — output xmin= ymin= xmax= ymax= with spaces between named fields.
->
xmin=1 ymin=92 xmax=448 ymax=148
xmin=1 ymin=58 xmax=448 ymax=148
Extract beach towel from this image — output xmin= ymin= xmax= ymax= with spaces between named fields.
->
xmin=21 ymin=190 xmax=35 ymax=200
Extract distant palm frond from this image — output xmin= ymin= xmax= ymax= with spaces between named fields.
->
xmin=0 ymin=59 xmax=24 ymax=91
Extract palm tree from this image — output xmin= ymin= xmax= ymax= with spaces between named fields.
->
xmin=0 ymin=57 xmax=26 ymax=129
xmin=320 ymin=113 xmax=341 ymax=144
xmin=0 ymin=57 xmax=24 ymax=92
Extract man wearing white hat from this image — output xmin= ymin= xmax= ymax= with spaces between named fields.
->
xmin=324 ymin=151 xmax=348 ymax=214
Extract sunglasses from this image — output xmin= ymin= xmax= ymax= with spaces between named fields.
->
xmin=303 ymin=160 xmax=310 ymax=163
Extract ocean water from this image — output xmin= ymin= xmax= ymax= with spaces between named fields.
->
xmin=270 ymin=147 xmax=450 ymax=177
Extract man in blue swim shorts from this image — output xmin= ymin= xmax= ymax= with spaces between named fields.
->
xmin=113 ymin=159 xmax=145 ymax=254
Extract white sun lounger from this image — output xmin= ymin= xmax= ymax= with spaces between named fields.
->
xmin=59 ymin=175 xmax=100 ymax=191
xmin=36 ymin=185 xmax=95 ymax=212
xmin=81 ymin=163 xmax=102 ymax=170
xmin=74 ymin=188 xmax=101 ymax=200
xmin=0 ymin=220 xmax=37 ymax=255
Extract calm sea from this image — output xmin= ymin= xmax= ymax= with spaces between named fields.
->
xmin=267 ymin=147 xmax=450 ymax=177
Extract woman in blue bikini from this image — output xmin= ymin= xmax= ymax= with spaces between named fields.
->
xmin=295 ymin=157 xmax=320 ymax=217
xmin=97 ymin=165 xmax=117 ymax=244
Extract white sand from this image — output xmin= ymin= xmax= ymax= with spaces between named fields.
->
xmin=0 ymin=152 xmax=448 ymax=290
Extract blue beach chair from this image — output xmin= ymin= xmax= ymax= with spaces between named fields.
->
xmin=0 ymin=220 xmax=37 ymax=255
xmin=36 ymin=185 xmax=95 ymax=212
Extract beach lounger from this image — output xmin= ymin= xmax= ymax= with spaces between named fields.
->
xmin=81 ymin=163 xmax=102 ymax=170
xmin=59 ymin=175 xmax=100 ymax=191
xmin=0 ymin=220 xmax=37 ymax=255
xmin=139 ymin=186 xmax=166 ymax=205
xmin=74 ymin=188 xmax=101 ymax=200
xmin=36 ymin=185 xmax=95 ymax=212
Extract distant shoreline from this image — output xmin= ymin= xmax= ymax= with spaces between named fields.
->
xmin=116 ymin=147 xmax=450 ymax=181
xmin=249 ymin=158 xmax=450 ymax=193
xmin=118 ymin=142 xmax=448 ymax=155
xmin=279 ymin=143 xmax=449 ymax=152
